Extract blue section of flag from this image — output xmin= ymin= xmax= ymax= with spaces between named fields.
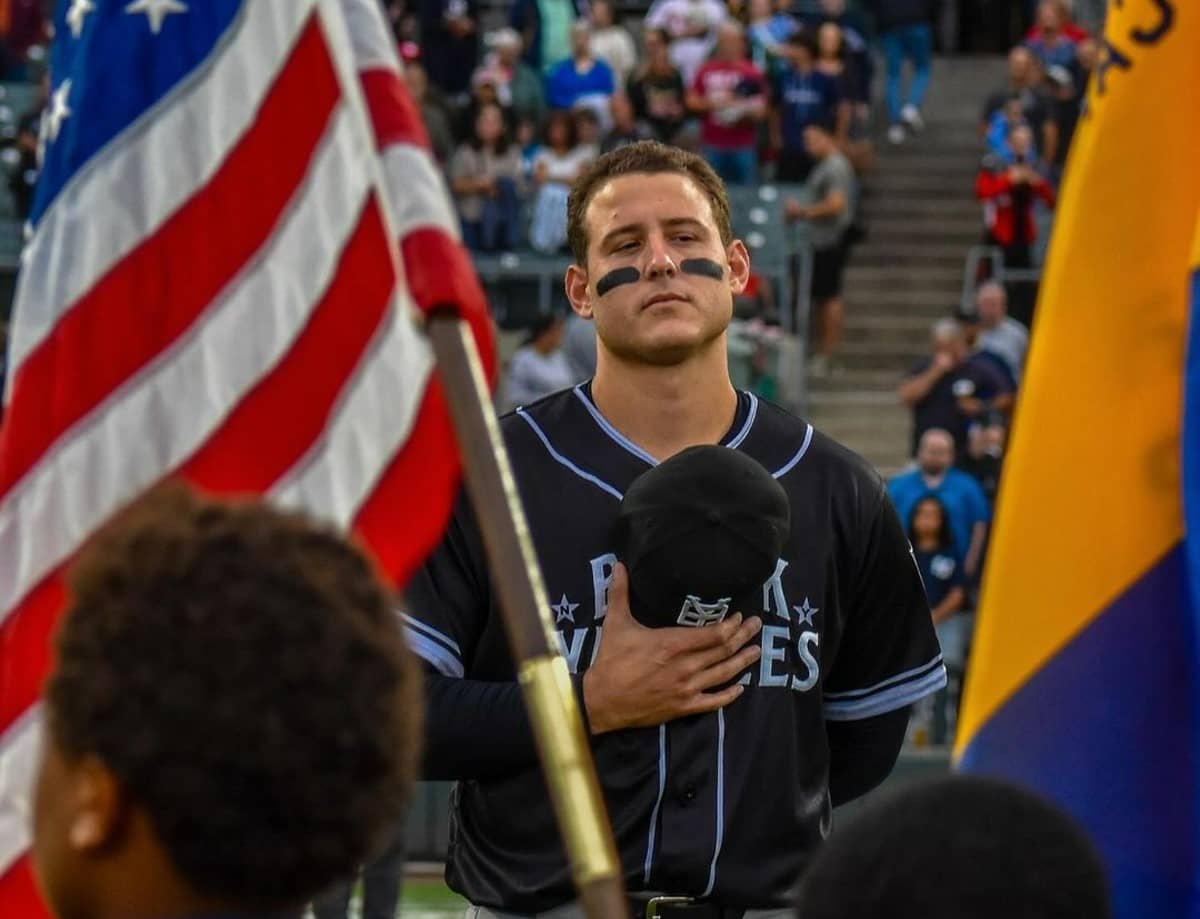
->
xmin=959 ymin=547 xmax=1199 ymax=917
xmin=33 ymin=0 xmax=246 ymax=226
xmin=1186 ymin=266 xmax=1200 ymax=637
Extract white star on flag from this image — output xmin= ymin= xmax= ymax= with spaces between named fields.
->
xmin=125 ymin=0 xmax=189 ymax=34
xmin=66 ymin=0 xmax=96 ymax=38
xmin=46 ymin=79 xmax=72 ymax=143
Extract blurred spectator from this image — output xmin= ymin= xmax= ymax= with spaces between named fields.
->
xmin=980 ymin=47 xmax=1058 ymax=167
xmin=1023 ymin=0 xmax=1081 ymax=71
xmin=898 ymin=318 xmax=1015 ymax=458
xmin=504 ymin=314 xmax=576 ymax=408
xmin=961 ymin=415 xmax=1006 ymax=506
xmin=588 ymin=0 xmax=638 ymax=88
xmin=687 ymin=22 xmax=767 ymax=185
xmin=562 ymin=312 xmax=598 ymax=380
xmin=601 ymin=93 xmax=654 ymax=152
xmin=770 ymin=32 xmax=839 ymax=183
xmin=450 ymin=102 xmax=525 ymax=253
xmin=872 ymin=0 xmax=934 ymax=145
xmin=796 ymin=776 xmax=1113 ymax=919
xmin=476 ymin=28 xmax=546 ymax=127
xmin=815 ymin=24 xmax=859 ymax=143
xmin=972 ymin=280 xmax=1029 ymax=382
xmin=784 ymin=121 xmax=854 ymax=375
xmin=803 ymin=0 xmax=873 ymax=109
xmin=573 ymin=105 xmax=603 ymax=155
xmin=889 ymin=428 xmax=990 ymax=580
xmin=645 ymin=0 xmax=728 ymax=85
xmin=0 ymin=0 xmax=45 ymax=81
xmin=511 ymin=0 xmax=587 ymax=73
xmin=312 ymin=828 xmax=406 ymax=919
xmin=546 ymin=23 xmax=617 ymax=128
xmin=627 ymin=28 xmax=689 ymax=144
xmin=417 ymin=0 xmax=478 ymax=100
xmin=9 ymin=74 xmax=45 ymax=221
xmin=746 ymin=0 xmax=798 ymax=76
xmin=906 ymin=496 xmax=966 ymax=627
xmin=529 ymin=111 xmax=593 ymax=253
xmin=403 ymin=59 xmax=456 ymax=164
xmin=976 ymin=126 xmax=1055 ymax=269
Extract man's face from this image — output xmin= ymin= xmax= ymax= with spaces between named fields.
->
xmin=917 ymin=433 xmax=954 ymax=475
xmin=716 ymin=25 xmax=744 ymax=61
xmin=571 ymin=24 xmax=591 ymax=57
xmin=1008 ymin=47 xmax=1032 ymax=85
xmin=566 ymin=172 xmax=749 ymax=366
xmin=933 ymin=332 xmax=965 ymax=364
xmin=821 ymin=0 xmax=846 ymax=16
xmin=976 ymin=286 xmax=1006 ymax=326
xmin=803 ymin=125 xmax=830 ymax=158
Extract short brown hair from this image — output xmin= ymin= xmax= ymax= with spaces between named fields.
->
xmin=566 ymin=141 xmax=734 ymax=267
xmin=47 ymin=484 xmax=420 ymax=908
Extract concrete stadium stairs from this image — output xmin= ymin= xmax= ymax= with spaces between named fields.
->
xmin=805 ymin=55 xmax=1004 ymax=477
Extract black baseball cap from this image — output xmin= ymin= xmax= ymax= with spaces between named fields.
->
xmin=612 ymin=445 xmax=791 ymax=629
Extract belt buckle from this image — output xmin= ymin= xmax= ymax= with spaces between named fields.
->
xmin=645 ymin=895 xmax=695 ymax=918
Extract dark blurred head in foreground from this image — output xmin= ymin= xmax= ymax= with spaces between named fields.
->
xmin=33 ymin=486 xmax=421 ymax=919
xmin=796 ymin=774 xmax=1111 ymax=919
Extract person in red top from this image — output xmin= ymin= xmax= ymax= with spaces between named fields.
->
xmin=975 ymin=124 xmax=1055 ymax=269
xmin=686 ymin=21 xmax=767 ymax=185
xmin=1023 ymin=0 xmax=1089 ymax=45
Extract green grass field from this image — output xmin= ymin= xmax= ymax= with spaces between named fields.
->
xmin=401 ymin=877 xmax=467 ymax=915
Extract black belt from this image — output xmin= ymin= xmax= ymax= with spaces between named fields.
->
xmin=630 ymin=896 xmax=746 ymax=919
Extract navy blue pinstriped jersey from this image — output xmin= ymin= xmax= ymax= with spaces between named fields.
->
xmin=404 ymin=384 xmax=945 ymax=912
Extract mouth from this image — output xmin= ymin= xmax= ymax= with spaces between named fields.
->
xmin=642 ymin=292 xmax=691 ymax=309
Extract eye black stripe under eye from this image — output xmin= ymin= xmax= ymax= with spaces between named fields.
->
xmin=680 ymin=258 xmax=724 ymax=280
xmin=596 ymin=266 xmax=640 ymax=296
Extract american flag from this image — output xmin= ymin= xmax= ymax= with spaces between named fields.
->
xmin=0 ymin=0 xmax=493 ymax=911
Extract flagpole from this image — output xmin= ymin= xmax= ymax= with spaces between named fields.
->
xmin=426 ymin=314 xmax=628 ymax=919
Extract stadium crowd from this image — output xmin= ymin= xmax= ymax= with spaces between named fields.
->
xmin=895 ymin=0 xmax=1101 ymax=742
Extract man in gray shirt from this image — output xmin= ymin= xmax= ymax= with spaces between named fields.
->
xmin=974 ymin=280 xmax=1029 ymax=382
xmin=785 ymin=120 xmax=855 ymax=375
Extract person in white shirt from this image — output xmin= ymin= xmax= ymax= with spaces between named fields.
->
xmin=974 ymin=280 xmax=1029 ymax=382
xmin=645 ymin=0 xmax=727 ymax=85
xmin=588 ymin=0 xmax=638 ymax=88
xmin=504 ymin=314 xmax=579 ymax=409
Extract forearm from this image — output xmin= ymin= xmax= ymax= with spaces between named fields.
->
xmin=931 ymin=587 xmax=965 ymax=625
xmin=897 ymin=368 xmax=941 ymax=406
xmin=421 ymin=672 xmax=538 ymax=779
xmin=826 ymin=708 xmax=909 ymax=807
xmin=965 ymin=524 xmax=987 ymax=577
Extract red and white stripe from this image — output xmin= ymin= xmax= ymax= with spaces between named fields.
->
xmin=0 ymin=0 xmax=492 ymax=910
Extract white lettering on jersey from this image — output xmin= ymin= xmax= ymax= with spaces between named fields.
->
xmin=759 ymin=624 xmax=792 ymax=687
xmin=590 ymin=553 xmax=617 ymax=621
xmin=762 ymin=558 xmax=790 ymax=621
xmin=791 ymin=631 xmax=821 ymax=692
xmin=556 ymin=629 xmax=589 ymax=674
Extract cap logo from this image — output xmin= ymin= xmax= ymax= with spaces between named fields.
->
xmin=676 ymin=595 xmax=731 ymax=627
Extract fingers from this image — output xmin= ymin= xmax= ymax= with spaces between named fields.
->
xmin=688 ymin=642 xmax=762 ymax=694
xmin=680 ymin=682 xmax=747 ymax=717
xmin=603 ymin=563 xmax=634 ymax=626
xmin=679 ymin=614 xmax=763 ymax=670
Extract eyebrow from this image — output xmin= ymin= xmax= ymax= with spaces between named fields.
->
xmin=599 ymin=217 xmax=709 ymax=247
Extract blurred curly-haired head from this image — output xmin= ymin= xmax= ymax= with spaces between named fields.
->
xmin=41 ymin=484 xmax=421 ymax=909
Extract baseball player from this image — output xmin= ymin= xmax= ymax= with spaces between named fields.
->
xmin=404 ymin=141 xmax=945 ymax=918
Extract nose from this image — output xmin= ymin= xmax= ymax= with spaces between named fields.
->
xmin=644 ymin=234 xmax=678 ymax=280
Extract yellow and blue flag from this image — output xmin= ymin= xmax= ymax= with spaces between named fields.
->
xmin=956 ymin=2 xmax=1200 ymax=914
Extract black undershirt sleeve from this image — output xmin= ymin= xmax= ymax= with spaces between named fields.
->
xmin=825 ymin=707 xmax=910 ymax=807
xmin=421 ymin=670 xmax=593 ymax=781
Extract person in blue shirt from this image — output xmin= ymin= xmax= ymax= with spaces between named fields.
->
xmin=907 ymin=495 xmax=966 ymax=627
xmin=770 ymin=31 xmax=841 ymax=182
xmin=544 ymin=22 xmax=617 ymax=120
xmin=29 ymin=488 xmax=420 ymax=919
xmin=888 ymin=427 xmax=990 ymax=582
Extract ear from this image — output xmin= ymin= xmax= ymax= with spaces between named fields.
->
xmin=565 ymin=264 xmax=594 ymax=320
xmin=69 ymin=756 xmax=125 ymax=854
xmin=726 ymin=239 xmax=751 ymax=297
